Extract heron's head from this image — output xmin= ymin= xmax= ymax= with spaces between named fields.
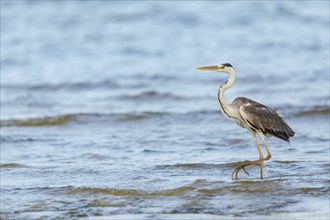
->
xmin=196 ymin=63 xmax=234 ymax=73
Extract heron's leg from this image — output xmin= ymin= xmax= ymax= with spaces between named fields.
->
xmin=232 ymin=132 xmax=265 ymax=180
xmin=251 ymin=132 xmax=264 ymax=179
xmin=257 ymin=132 xmax=272 ymax=161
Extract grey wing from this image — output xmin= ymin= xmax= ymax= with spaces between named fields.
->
xmin=238 ymin=103 xmax=295 ymax=142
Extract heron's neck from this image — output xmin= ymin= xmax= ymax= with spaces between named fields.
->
xmin=218 ymin=69 xmax=235 ymax=118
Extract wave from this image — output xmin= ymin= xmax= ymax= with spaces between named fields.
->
xmin=0 ymin=112 xmax=169 ymax=127
xmin=156 ymin=163 xmax=236 ymax=170
xmin=1 ymin=81 xmax=114 ymax=91
xmin=0 ymin=75 xmax=183 ymax=92
xmin=119 ymin=91 xmax=185 ymax=100
xmin=0 ymin=115 xmax=74 ymax=127
xmin=64 ymin=186 xmax=194 ymax=197
xmin=295 ymin=106 xmax=329 ymax=117
xmin=0 ymin=109 xmax=223 ymax=127
xmin=28 ymin=177 xmax=329 ymax=198
xmin=1 ymin=104 xmax=329 ymax=127
xmin=0 ymin=163 xmax=28 ymax=169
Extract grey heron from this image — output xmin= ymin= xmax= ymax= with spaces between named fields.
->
xmin=196 ymin=63 xmax=295 ymax=179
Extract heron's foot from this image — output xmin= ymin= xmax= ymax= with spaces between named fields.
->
xmin=232 ymin=162 xmax=249 ymax=180
xmin=232 ymin=160 xmax=259 ymax=180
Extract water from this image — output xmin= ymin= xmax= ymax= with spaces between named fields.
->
xmin=1 ymin=1 xmax=329 ymax=219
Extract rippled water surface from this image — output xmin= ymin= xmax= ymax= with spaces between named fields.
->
xmin=1 ymin=1 xmax=329 ymax=219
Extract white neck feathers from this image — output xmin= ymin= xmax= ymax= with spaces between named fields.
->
xmin=217 ymin=68 xmax=236 ymax=119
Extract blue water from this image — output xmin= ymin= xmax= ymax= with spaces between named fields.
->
xmin=1 ymin=1 xmax=329 ymax=219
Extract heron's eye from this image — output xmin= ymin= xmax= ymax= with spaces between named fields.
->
xmin=218 ymin=65 xmax=225 ymax=70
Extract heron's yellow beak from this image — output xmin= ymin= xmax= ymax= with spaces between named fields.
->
xmin=196 ymin=65 xmax=224 ymax=71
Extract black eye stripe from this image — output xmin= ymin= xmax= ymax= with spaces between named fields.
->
xmin=222 ymin=63 xmax=233 ymax=67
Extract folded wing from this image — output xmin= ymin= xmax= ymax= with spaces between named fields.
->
xmin=238 ymin=103 xmax=295 ymax=142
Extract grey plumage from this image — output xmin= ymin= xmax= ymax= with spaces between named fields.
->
xmin=232 ymin=97 xmax=295 ymax=142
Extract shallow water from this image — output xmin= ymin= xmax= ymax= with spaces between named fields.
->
xmin=1 ymin=1 xmax=329 ymax=219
